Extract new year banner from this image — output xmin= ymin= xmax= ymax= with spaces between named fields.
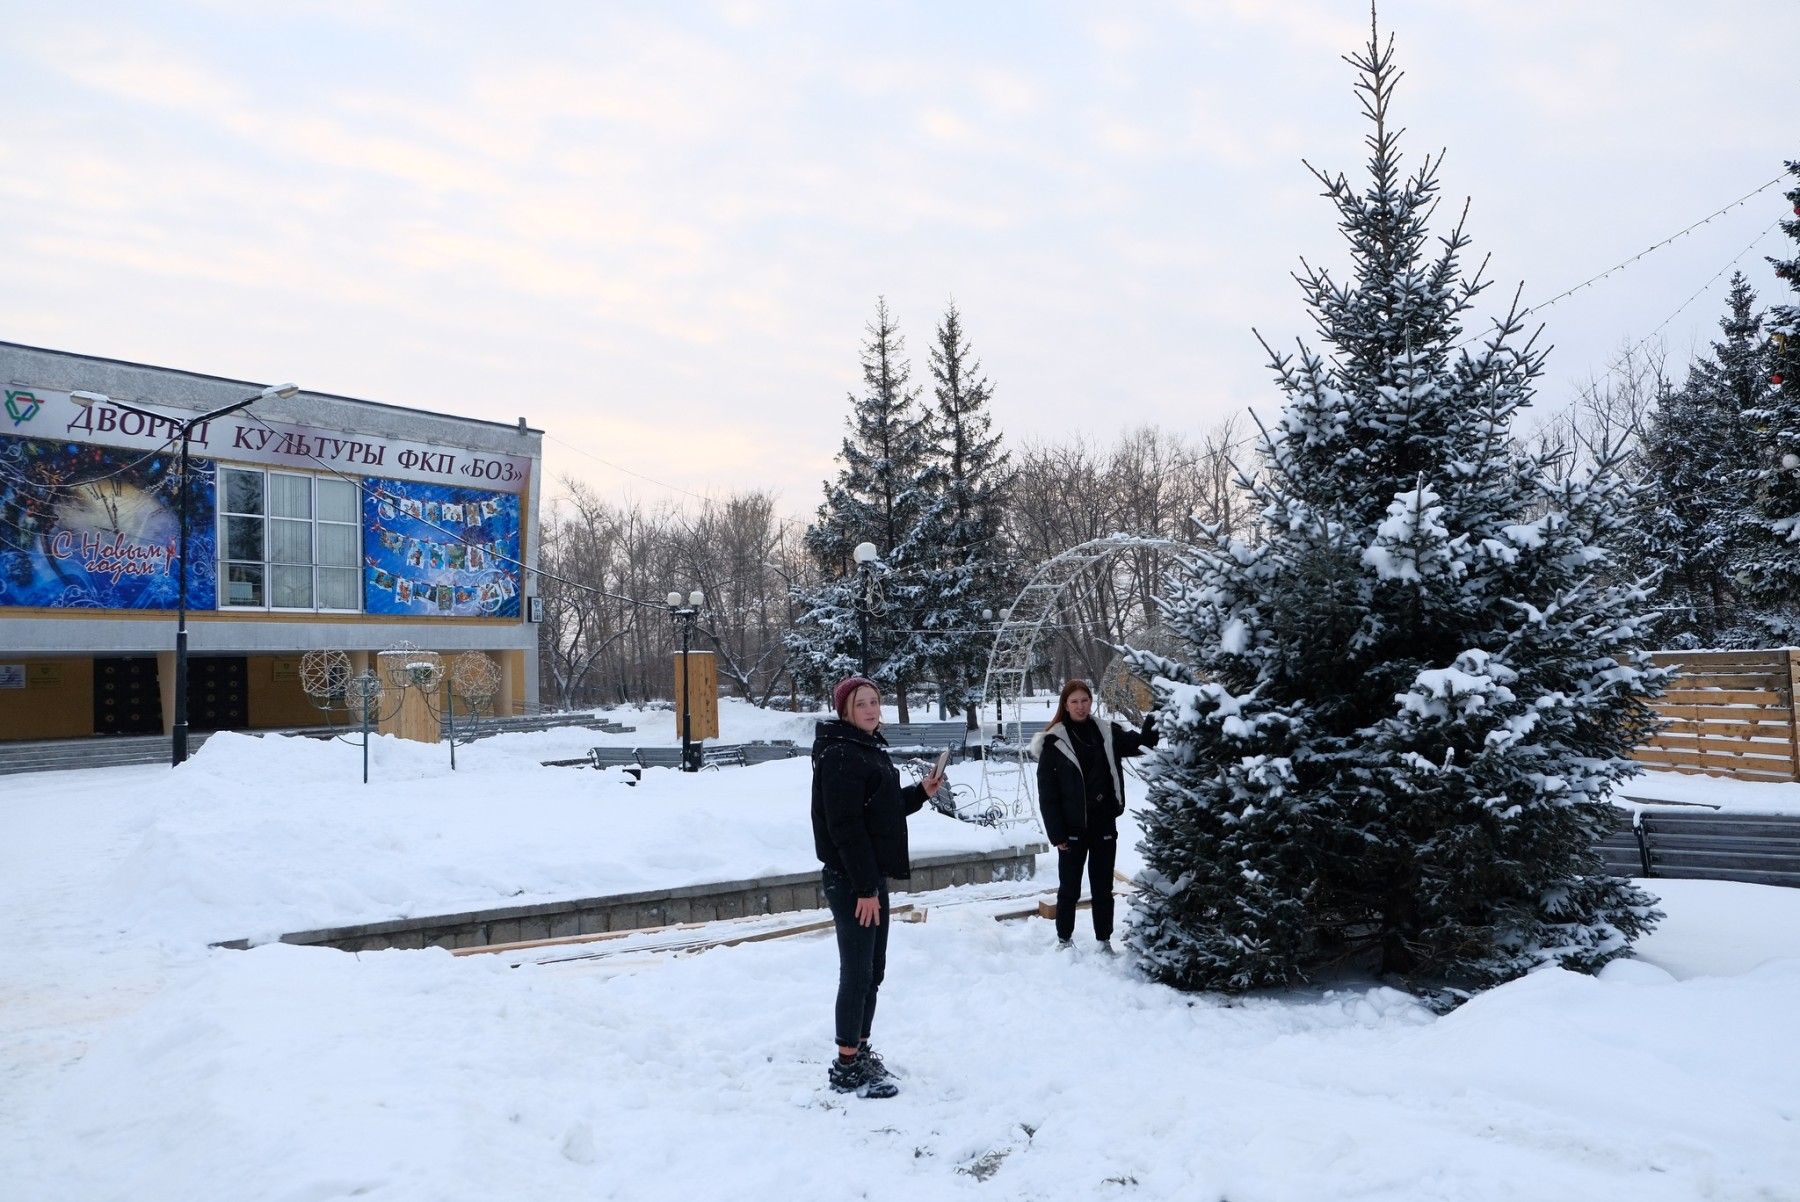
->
xmin=0 ymin=432 xmax=218 ymax=610
xmin=362 ymin=477 xmax=521 ymax=618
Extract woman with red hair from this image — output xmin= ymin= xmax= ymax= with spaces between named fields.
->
xmin=1031 ymin=679 xmax=1158 ymax=952
xmin=811 ymin=675 xmax=943 ymax=1097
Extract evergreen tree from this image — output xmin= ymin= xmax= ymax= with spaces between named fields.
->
xmin=1737 ymin=161 xmax=1800 ymax=640
xmin=1123 ymin=20 xmax=1662 ymax=1003
xmin=788 ymin=298 xmax=941 ymax=720
xmin=923 ymin=301 xmax=1014 ymax=725
xmin=1630 ymin=273 xmax=1768 ymax=647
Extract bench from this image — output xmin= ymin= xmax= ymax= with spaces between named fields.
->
xmin=588 ymin=746 xmax=688 ymax=783
xmin=882 ymin=722 xmax=976 ymax=766
xmin=1598 ymin=808 xmax=1800 ymax=887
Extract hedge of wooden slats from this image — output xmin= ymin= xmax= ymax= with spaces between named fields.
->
xmin=1634 ymin=650 xmax=1800 ymax=781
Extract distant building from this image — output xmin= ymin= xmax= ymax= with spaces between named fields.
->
xmin=0 ymin=341 xmax=542 ymax=742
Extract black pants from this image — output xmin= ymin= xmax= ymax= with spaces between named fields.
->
xmin=1056 ymin=834 xmax=1117 ymax=941
xmin=821 ymin=865 xmax=889 ymax=1049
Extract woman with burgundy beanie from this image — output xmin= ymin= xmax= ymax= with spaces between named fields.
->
xmin=1032 ymin=679 xmax=1158 ymax=952
xmin=811 ymin=675 xmax=943 ymax=1098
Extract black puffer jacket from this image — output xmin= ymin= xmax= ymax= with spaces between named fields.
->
xmin=1033 ymin=716 xmax=1157 ymax=845
xmin=811 ymin=719 xmax=928 ymax=897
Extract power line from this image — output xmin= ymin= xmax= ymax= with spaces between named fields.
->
xmin=1636 ymin=217 xmax=1786 ymax=354
xmin=1515 ymin=174 xmax=1786 ymax=324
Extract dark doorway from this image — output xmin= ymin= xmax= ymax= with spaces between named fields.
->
xmin=93 ymin=656 xmax=163 ymax=736
xmin=188 ymin=656 xmax=249 ymax=732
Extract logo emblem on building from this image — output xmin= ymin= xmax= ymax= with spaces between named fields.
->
xmin=5 ymin=390 xmax=41 ymax=427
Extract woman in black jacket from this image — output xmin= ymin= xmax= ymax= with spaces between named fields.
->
xmin=811 ymin=675 xmax=942 ymax=1098
xmin=1033 ymin=679 xmax=1157 ymax=952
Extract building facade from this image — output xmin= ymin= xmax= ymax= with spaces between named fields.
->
xmin=0 ymin=342 xmax=542 ymax=742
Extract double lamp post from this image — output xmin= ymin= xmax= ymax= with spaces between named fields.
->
xmin=667 ymin=589 xmax=704 ymax=772
xmin=70 ymin=383 xmax=300 ymax=767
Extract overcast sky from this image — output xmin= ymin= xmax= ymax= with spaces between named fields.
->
xmin=1 ymin=1 xmax=1792 ymax=523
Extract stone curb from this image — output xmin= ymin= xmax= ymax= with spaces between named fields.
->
xmin=218 ymin=843 xmax=1049 ymax=953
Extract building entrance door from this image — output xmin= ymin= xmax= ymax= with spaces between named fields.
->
xmin=92 ymin=656 xmax=162 ymax=736
xmin=188 ymin=656 xmax=249 ymax=732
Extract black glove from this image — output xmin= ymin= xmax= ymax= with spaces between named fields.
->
xmin=1140 ymin=714 xmax=1160 ymax=747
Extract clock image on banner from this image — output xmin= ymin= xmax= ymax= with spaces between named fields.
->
xmin=362 ymin=477 xmax=521 ymax=617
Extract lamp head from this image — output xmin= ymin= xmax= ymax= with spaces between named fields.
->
xmin=68 ymin=390 xmax=109 ymax=408
xmin=666 ymin=591 xmax=684 ymax=608
xmin=260 ymin=382 xmax=300 ymax=400
xmin=852 ymin=542 xmax=879 ymax=565
xmin=687 ymin=589 xmax=704 ymax=608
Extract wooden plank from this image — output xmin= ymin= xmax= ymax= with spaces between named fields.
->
xmin=1787 ymin=649 xmax=1800 ymax=770
xmin=1650 ymin=702 xmax=1791 ymax=723
xmin=1657 ymin=672 xmax=1787 ymax=690
xmin=1645 ymin=733 xmax=1795 ymax=760
xmin=1649 ymin=650 xmax=1789 ymax=668
xmin=1646 ymin=719 xmax=1794 ymax=741
xmin=1646 ymin=724 xmax=1795 ymax=745
xmin=1659 ymin=689 xmax=1787 ymax=707
xmin=457 ymin=903 xmax=921 ymax=958
xmin=1632 ymin=747 xmax=1796 ymax=774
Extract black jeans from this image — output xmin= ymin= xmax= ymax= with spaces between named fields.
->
xmin=1056 ymin=833 xmax=1117 ymax=941
xmin=821 ymin=865 xmax=889 ymax=1049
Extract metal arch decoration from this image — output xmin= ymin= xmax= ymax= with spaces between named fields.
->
xmin=976 ymin=534 xmax=1198 ymax=830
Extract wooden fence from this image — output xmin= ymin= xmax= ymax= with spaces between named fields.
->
xmin=1633 ymin=649 xmax=1800 ymax=782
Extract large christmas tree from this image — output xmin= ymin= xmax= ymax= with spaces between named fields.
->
xmin=788 ymin=298 xmax=944 ymax=720
xmin=1630 ymin=273 xmax=1768 ymax=647
xmin=1124 ymin=19 xmax=1662 ymax=1001
xmin=1738 ymin=161 xmax=1800 ymax=634
xmin=923 ymin=301 xmax=1014 ymax=724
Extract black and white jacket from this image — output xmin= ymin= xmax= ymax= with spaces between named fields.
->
xmin=1031 ymin=717 xmax=1157 ymax=845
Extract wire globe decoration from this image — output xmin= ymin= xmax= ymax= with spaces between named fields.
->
xmin=379 ymin=641 xmax=444 ymax=692
xmin=298 ymin=650 xmax=352 ymax=700
xmin=450 ymin=651 xmax=502 ymax=704
xmin=343 ymin=670 xmax=386 ymax=711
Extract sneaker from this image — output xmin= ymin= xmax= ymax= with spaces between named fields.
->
xmin=827 ymin=1053 xmax=899 ymax=1099
xmin=857 ymin=1041 xmax=895 ymax=1083
xmin=1056 ymin=938 xmax=1074 ymax=952
xmin=1098 ymin=940 xmax=1116 ymax=956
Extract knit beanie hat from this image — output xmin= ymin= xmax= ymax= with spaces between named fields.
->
xmin=832 ymin=676 xmax=879 ymax=717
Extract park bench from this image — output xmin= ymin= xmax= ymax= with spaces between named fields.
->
xmin=1598 ymin=807 xmax=1800 ymax=888
xmin=881 ymin=722 xmax=977 ymax=766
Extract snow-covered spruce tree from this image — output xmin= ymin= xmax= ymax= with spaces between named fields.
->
xmin=923 ymin=301 xmax=1014 ymax=724
xmin=1736 ymin=161 xmax=1800 ymax=641
xmin=787 ymin=298 xmax=944 ymax=721
xmin=1123 ymin=22 xmax=1662 ymax=1001
xmin=1629 ymin=273 xmax=1768 ymax=647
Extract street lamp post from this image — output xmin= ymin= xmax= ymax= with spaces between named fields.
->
xmin=852 ymin=541 xmax=879 ymax=676
xmin=70 ymin=383 xmax=298 ymax=766
xmin=667 ymin=589 xmax=704 ymax=772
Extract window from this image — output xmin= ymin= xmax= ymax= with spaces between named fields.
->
xmin=219 ymin=469 xmax=362 ymax=612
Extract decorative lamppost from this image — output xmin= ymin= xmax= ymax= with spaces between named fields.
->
xmin=667 ymin=589 xmax=704 ymax=772
xmin=852 ymin=541 xmax=880 ymax=676
xmin=70 ymin=383 xmax=299 ymax=766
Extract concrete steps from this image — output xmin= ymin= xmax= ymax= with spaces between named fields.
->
xmin=0 ymin=733 xmax=220 ymax=776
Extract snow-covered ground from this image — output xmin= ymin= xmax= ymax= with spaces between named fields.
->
xmin=4 ymin=703 xmax=1799 ymax=1201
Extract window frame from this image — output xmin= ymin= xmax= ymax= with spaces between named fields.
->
xmin=215 ymin=467 xmax=363 ymax=614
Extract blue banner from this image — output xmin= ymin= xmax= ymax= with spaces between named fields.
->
xmin=362 ymin=477 xmax=521 ymax=617
xmin=0 ymin=433 xmax=217 ymax=610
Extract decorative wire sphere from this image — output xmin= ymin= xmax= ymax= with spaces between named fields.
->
xmin=450 ymin=652 xmax=502 ymax=703
xmin=379 ymin=641 xmax=444 ymax=692
xmin=343 ymin=670 xmax=385 ymax=710
xmin=298 ymin=650 xmax=352 ymax=700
